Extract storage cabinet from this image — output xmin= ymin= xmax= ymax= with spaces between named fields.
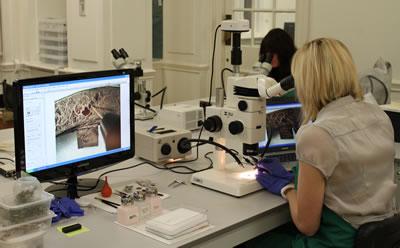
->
xmin=39 ymin=18 xmax=68 ymax=66
xmin=66 ymin=0 xmax=153 ymax=71
xmin=1 ymin=0 xmax=152 ymax=71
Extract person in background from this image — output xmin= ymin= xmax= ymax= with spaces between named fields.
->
xmin=244 ymin=38 xmax=396 ymax=247
xmin=259 ymin=28 xmax=296 ymax=82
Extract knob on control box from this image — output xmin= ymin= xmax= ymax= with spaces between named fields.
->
xmin=135 ymin=127 xmax=192 ymax=163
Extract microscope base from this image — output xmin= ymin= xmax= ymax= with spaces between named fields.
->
xmin=135 ymin=111 xmax=156 ymax=120
xmin=190 ymin=164 xmax=262 ymax=197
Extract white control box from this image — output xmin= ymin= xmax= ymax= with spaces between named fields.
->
xmin=156 ymin=104 xmax=203 ymax=131
xmin=221 ymin=19 xmax=250 ymax=32
xmin=135 ymin=127 xmax=192 ymax=163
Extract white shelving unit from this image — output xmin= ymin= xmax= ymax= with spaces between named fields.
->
xmin=38 ymin=18 xmax=68 ymax=67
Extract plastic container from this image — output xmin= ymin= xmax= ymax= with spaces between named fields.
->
xmin=13 ymin=177 xmax=42 ymax=204
xmin=0 ymin=211 xmax=54 ymax=241
xmin=0 ymin=192 xmax=54 ymax=226
xmin=0 ymin=230 xmax=45 ymax=248
xmin=145 ymin=207 xmax=208 ymax=240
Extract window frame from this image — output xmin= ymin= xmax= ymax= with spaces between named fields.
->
xmin=232 ymin=0 xmax=296 ymax=47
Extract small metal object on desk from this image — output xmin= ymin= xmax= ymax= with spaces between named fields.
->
xmin=124 ymin=185 xmax=134 ymax=193
xmin=115 ymin=190 xmax=128 ymax=197
xmin=168 ymin=180 xmax=186 ymax=188
xmin=136 ymin=179 xmax=152 ymax=187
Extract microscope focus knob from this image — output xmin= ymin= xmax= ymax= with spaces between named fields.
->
xmin=238 ymin=100 xmax=248 ymax=111
xmin=161 ymin=144 xmax=171 ymax=155
xmin=203 ymin=115 xmax=223 ymax=132
xmin=229 ymin=121 xmax=244 ymax=135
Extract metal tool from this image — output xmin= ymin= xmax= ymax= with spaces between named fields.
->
xmin=168 ymin=180 xmax=186 ymax=188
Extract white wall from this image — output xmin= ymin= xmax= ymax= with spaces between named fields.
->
xmin=306 ymin=0 xmax=400 ymax=83
xmin=37 ymin=0 xmax=66 ymax=19
xmin=156 ymin=0 xmax=225 ymax=103
xmin=0 ymin=0 xmax=154 ymax=94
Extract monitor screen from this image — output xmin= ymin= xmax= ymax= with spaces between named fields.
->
xmin=13 ymin=70 xmax=135 ymax=187
xmin=259 ymin=100 xmax=302 ymax=153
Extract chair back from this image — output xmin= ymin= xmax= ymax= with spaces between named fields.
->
xmin=355 ymin=215 xmax=400 ymax=248
xmin=3 ymin=80 xmax=15 ymax=111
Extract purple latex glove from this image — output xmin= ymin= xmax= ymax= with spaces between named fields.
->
xmin=59 ymin=197 xmax=84 ymax=216
xmin=50 ymin=197 xmax=84 ymax=223
xmin=257 ymin=158 xmax=294 ymax=181
xmin=256 ymin=171 xmax=292 ymax=196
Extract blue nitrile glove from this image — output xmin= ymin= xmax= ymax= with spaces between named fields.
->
xmin=50 ymin=197 xmax=84 ymax=223
xmin=59 ymin=197 xmax=84 ymax=216
xmin=256 ymin=171 xmax=292 ymax=196
xmin=257 ymin=158 xmax=294 ymax=181
xmin=256 ymin=158 xmax=294 ymax=196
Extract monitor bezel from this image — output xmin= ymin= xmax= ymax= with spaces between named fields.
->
xmin=259 ymin=100 xmax=301 ymax=153
xmin=13 ymin=69 xmax=135 ymax=181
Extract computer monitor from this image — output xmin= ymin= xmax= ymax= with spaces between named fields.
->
xmin=259 ymin=96 xmax=302 ymax=154
xmin=13 ymin=69 xmax=135 ymax=198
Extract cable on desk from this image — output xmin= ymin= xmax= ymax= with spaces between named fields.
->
xmin=40 ymin=161 xmax=151 ymax=193
xmin=184 ymin=138 xmax=243 ymax=166
xmin=259 ymin=127 xmax=273 ymax=159
xmin=134 ymin=102 xmax=157 ymax=113
xmin=229 ymin=149 xmax=256 ymax=166
xmin=47 ymin=188 xmax=69 ymax=194
xmin=0 ymin=157 xmax=14 ymax=162
xmin=133 ymin=107 xmax=213 ymax=175
xmin=146 ymin=151 xmax=214 ymax=174
xmin=134 ymin=102 xmax=158 ymax=121
xmin=43 ymin=180 xmax=94 ymax=189
xmin=46 ymin=162 xmax=150 ymax=191
xmin=134 ymin=116 xmax=156 ymax=121
xmin=208 ymin=24 xmax=222 ymax=105
xmin=220 ymin=67 xmax=233 ymax=98
xmin=151 ymin=87 xmax=167 ymax=110
xmin=76 ymin=161 xmax=150 ymax=192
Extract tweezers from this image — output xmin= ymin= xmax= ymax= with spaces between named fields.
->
xmin=94 ymin=197 xmax=120 ymax=208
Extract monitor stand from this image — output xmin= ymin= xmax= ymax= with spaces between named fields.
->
xmin=45 ymin=175 xmax=105 ymax=199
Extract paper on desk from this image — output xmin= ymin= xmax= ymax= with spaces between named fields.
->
xmin=115 ymin=220 xmax=214 ymax=245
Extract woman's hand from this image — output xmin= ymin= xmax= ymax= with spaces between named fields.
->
xmin=256 ymin=158 xmax=294 ymax=196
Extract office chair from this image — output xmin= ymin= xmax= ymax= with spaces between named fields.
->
xmin=2 ymin=80 xmax=15 ymax=111
xmin=354 ymin=215 xmax=400 ymax=248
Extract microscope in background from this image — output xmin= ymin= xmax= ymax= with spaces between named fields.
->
xmin=190 ymin=19 xmax=295 ymax=197
xmin=111 ymin=48 xmax=154 ymax=120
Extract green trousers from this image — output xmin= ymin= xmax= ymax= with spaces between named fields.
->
xmin=243 ymin=207 xmax=356 ymax=248
xmin=243 ymin=165 xmax=356 ymax=248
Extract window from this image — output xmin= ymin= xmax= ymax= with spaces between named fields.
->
xmin=232 ymin=0 xmax=296 ymax=46
xmin=152 ymin=0 xmax=163 ymax=59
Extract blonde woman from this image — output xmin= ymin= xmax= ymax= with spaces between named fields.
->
xmin=247 ymin=38 xmax=396 ymax=247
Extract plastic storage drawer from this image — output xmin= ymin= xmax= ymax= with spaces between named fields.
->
xmin=0 ymin=230 xmax=45 ymax=248
xmin=0 ymin=211 xmax=54 ymax=241
xmin=0 ymin=192 xmax=54 ymax=226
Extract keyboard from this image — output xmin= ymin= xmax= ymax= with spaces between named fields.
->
xmin=268 ymin=152 xmax=297 ymax=163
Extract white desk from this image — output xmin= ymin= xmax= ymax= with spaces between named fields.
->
xmin=0 ymin=127 xmax=291 ymax=248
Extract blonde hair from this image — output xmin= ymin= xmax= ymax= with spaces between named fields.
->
xmin=291 ymin=38 xmax=363 ymax=124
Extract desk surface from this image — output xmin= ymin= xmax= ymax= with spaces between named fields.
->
xmin=0 ymin=127 xmax=290 ymax=248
